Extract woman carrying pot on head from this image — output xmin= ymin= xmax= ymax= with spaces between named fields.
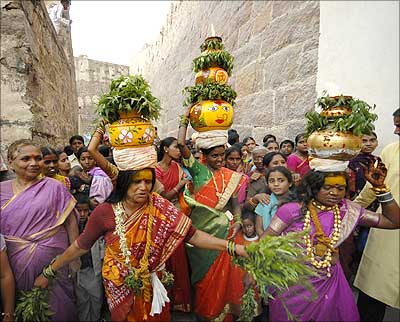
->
xmin=0 ymin=139 xmax=79 ymax=321
xmin=155 ymin=137 xmax=192 ymax=312
xmin=177 ymin=109 xmax=248 ymax=321
xmin=257 ymin=159 xmax=400 ymax=322
xmin=33 ymin=160 xmax=247 ymax=321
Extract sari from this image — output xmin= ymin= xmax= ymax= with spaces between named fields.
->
xmin=76 ymin=193 xmax=192 ymax=321
xmin=0 ymin=177 xmax=77 ymax=321
xmin=155 ymin=160 xmax=192 ymax=312
xmin=286 ymin=154 xmax=311 ymax=177
xmin=182 ymin=154 xmax=247 ymax=320
xmin=88 ymin=166 xmax=114 ymax=203
xmin=267 ymin=199 xmax=380 ymax=321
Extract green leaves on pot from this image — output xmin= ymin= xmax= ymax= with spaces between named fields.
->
xmin=192 ymin=50 xmax=234 ymax=76
xmin=200 ymin=38 xmax=224 ymax=52
xmin=183 ymin=79 xmax=237 ymax=106
xmin=306 ymin=93 xmax=378 ymax=137
xmin=15 ymin=288 xmax=53 ymax=322
xmin=233 ymin=231 xmax=317 ymax=321
xmin=96 ymin=75 xmax=161 ymax=124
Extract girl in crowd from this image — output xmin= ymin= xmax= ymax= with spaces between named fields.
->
xmin=264 ymin=140 xmax=279 ymax=153
xmin=155 ymin=137 xmax=191 ymax=312
xmin=242 ymin=137 xmax=256 ymax=168
xmin=57 ymin=150 xmax=71 ymax=177
xmin=76 ymin=146 xmax=113 ymax=209
xmin=33 ymin=167 xmax=246 ymax=321
xmin=260 ymin=161 xmax=400 ymax=321
xmin=243 ymin=146 xmax=269 ymax=212
xmin=178 ymin=112 xmax=247 ymax=320
xmin=287 ymin=133 xmax=311 ymax=178
xmin=225 ymin=145 xmax=249 ymax=203
xmin=40 ymin=147 xmax=70 ymax=189
xmin=1 ymin=139 xmax=79 ymax=321
xmin=255 ymin=166 xmax=295 ymax=236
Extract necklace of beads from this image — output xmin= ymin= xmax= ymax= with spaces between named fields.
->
xmin=113 ymin=200 xmax=154 ymax=301
xmin=211 ymin=170 xmax=226 ymax=198
xmin=303 ymin=200 xmax=341 ymax=277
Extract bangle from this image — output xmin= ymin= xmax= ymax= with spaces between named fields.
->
xmin=42 ymin=257 xmax=58 ymax=279
xmin=234 ymin=214 xmax=243 ymax=227
xmin=248 ymin=197 xmax=258 ymax=207
xmin=226 ymin=240 xmax=236 ymax=256
xmin=371 ymin=185 xmax=390 ymax=194
xmin=376 ymin=191 xmax=394 ymax=203
xmin=179 ymin=115 xmax=190 ymax=127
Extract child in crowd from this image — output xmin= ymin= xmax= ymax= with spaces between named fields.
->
xmin=76 ymin=146 xmax=113 ymax=210
xmin=74 ymin=194 xmax=104 ymax=322
xmin=255 ymin=166 xmax=295 ymax=236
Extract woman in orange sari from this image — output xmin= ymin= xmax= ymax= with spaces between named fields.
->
xmin=177 ymin=113 xmax=247 ymax=321
xmin=33 ymin=168 xmax=247 ymax=321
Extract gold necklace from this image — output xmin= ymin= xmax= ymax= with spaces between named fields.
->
xmin=212 ymin=170 xmax=226 ymax=198
xmin=303 ymin=202 xmax=341 ymax=278
xmin=311 ymin=200 xmax=335 ymax=211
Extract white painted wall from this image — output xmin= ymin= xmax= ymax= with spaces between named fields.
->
xmin=317 ymin=1 xmax=399 ymax=152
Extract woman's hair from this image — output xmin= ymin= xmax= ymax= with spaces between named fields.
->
xmin=63 ymin=145 xmax=74 ymax=156
xmin=251 ymin=146 xmax=268 ymax=157
xmin=200 ymin=145 xmax=224 ymax=156
xmin=266 ymin=166 xmax=297 ymax=204
xmin=224 ymin=145 xmax=242 ymax=159
xmin=263 ymin=141 xmax=279 ymax=149
xmin=263 ymin=151 xmax=287 ymax=167
xmin=76 ymin=146 xmax=89 ymax=160
xmin=157 ymin=137 xmax=177 ymax=161
xmin=242 ymin=137 xmax=255 ymax=145
xmin=106 ymin=169 xmax=156 ymax=203
xmin=297 ymin=170 xmax=349 ymax=216
xmin=262 ymin=134 xmax=276 ymax=144
xmin=41 ymin=147 xmax=58 ymax=158
xmin=295 ymin=133 xmax=306 ymax=145
xmin=228 ymin=131 xmax=240 ymax=146
xmin=7 ymin=139 xmax=37 ymax=161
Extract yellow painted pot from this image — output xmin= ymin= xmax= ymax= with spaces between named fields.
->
xmin=189 ymin=100 xmax=233 ymax=132
xmin=195 ymin=67 xmax=228 ymax=85
xmin=307 ymin=130 xmax=362 ymax=160
xmin=108 ymin=111 xmax=155 ymax=147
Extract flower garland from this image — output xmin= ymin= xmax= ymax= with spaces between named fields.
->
xmin=303 ymin=200 xmax=341 ymax=277
xmin=113 ymin=201 xmax=154 ymax=301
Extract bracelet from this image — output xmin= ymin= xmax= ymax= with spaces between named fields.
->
xmin=42 ymin=257 xmax=58 ymax=279
xmin=376 ymin=191 xmax=394 ymax=203
xmin=371 ymin=185 xmax=390 ymax=194
xmin=226 ymin=240 xmax=236 ymax=256
xmin=233 ymin=214 xmax=243 ymax=227
xmin=248 ymin=197 xmax=258 ymax=207
xmin=179 ymin=115 xmax=190 ymax=127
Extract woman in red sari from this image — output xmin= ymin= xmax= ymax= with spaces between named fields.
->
xmin=33 ymin=168 xmax=247 ymax=322
xmin=155 ymin=137 xmax=192 ymax=312
xmin=287 ymin=133 xmax=311 ymax=178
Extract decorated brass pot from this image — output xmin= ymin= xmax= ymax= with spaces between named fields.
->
xmin=189 ymin=100 xmax=233 ymax=132
xmin=195 ymin=67 xmax=228 ymax=85
xmin=108 ymin=111 xmax=155 ymax=147
xmin=307 ymin=130 xmax=362 ymax=160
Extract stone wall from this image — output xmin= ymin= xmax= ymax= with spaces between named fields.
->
xmin=74 ymin=55 xmax=129 ymax=135
xmin=1 ymin=0 xmax=78 ymax=155
xmin=130 ymin=1 xmax=320 ymax=143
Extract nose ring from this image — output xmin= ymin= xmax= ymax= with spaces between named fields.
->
xmin=329 ymin=191 xmax=334 ymax=195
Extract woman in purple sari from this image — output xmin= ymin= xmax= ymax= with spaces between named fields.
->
xmin=0 ymin=140 xmax=79 ymax=321
xmin=262 ymin=160 xmax=399 ymax=321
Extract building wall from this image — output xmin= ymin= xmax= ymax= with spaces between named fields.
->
xmin=130 ymin=1 xmax=320 ymax=143
xmin=74 ymin=55 xmax=129 ymax=135
xmin=316 ymin=1 xmax=399 ymax=152
xmin=1 ymin=0 xmax=79 ymax=155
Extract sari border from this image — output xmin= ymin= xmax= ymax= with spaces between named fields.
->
xmin=335 ymin=199 xmax=361 ymax=247
xmin=215 ymin=171 xmax=243 ymax=211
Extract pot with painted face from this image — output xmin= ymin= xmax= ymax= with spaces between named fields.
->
xmin=189 ymin=99 xmax=233 ymax=132
xmin=307 ymin=129 xmax=362 ymax=160
xmin=108 ymin=111 xmax=155 ymax=147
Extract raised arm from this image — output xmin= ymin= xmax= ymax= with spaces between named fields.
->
xmin=177 ymin=106 xmax=192 ymax=159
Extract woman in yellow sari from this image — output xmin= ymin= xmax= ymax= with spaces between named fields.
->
xmin=33 ymin=167 xmax=247 ymax=321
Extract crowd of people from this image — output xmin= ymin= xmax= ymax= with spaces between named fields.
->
xmin=0 ymin=108 xmax=399 ymax=322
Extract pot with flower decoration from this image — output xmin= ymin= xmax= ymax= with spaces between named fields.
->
xmin=96 ymin=75 xmax=160 ymax=148
xmin=305 ymin=94 xmax=378 ymax=161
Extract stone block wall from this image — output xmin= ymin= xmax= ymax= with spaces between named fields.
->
xmin=1 ymin=0 xmax=78 ymax=155
xmin=74 ymin=55 xmax=129 ymax=135
xmin=131 ymin=1 xmax=320 ymax=143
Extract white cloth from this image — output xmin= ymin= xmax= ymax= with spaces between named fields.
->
xmin=150 ymin=268 xmax=170 ymax=316
xmin=47 ymin=3 xmax=69 ymax=33
xmin=309 ymin=157 xmax=349 ymax=172
xmin=196 ymin=130 xmax=227 ymax=149
xmin=113 ymin=146 xmax=157 ymax=171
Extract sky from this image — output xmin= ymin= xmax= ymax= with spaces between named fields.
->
xmin=70 ymin=1 xmax=171 ymax=66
